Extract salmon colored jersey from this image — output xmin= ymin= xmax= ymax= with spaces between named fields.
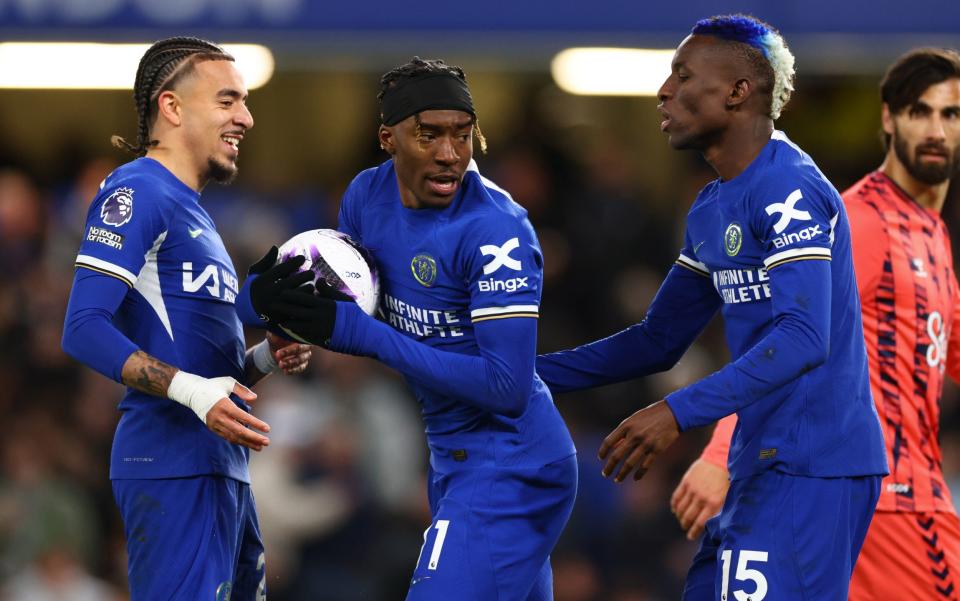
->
xmin=850 ymin=511 xmax=960 ymax=601
xmin=701 ymin=171 xmax=960 ymax=513
xmin=846 ymin=171 xmax=960 ymax=513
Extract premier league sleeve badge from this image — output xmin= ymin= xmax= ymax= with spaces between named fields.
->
xmin=101 ymin=187 xmax=135 ymax=227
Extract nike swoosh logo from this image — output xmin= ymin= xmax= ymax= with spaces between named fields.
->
xmin=693 ymin=240 xmax=705 ymax=254
xmin=188 ymin=228 xmax=203 ymax=238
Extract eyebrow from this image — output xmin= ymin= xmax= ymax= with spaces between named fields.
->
xmin=217 ymin=88 xmax=247 ymax=101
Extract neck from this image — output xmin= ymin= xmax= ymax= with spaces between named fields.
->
xmin=702 ymin=119 xmax=774 ymax=181
xmin=146 ymin=143 xmax=206 ymax=192
xmin=878 ymin=153 xmax=949 ymax=213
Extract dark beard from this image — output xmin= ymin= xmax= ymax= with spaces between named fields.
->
xmin=206 ymin=156 xmax=238 ymax=185
xmin=893 ymin=131 xmax=958 ymax=186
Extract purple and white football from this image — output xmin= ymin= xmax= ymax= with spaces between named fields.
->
xmin=277 ymin=229 xmax=380 ymax=316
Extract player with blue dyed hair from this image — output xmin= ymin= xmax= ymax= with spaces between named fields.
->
xmin=536 ymin=14 xmax=887 ymax=600
xmin=690 ymin=14 xmax=795 ymax=120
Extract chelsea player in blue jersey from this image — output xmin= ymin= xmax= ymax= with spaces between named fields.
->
xmin=61 ymin=38 xmax=312 ymax=600
xmin=241 ymin=58 xmax=577 ymax=600
xmin=535 ymin=16 xmax=888 ymax=600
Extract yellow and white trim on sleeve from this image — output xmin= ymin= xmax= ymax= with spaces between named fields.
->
xmin=470 ymin=304 xmax=539 ymax=323
xmin=675 ymin=253 xmax=710 ymax=277
xmin=763 ymin=247 xmax=831 ymax=270
xmin=75 ymin=254 xmax=136 ymax=287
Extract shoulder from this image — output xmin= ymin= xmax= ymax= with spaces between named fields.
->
xmin=461 ymin=162 xmax=530 ymax=226
xmin=456 ymin=172 xmax=537 ymax=257
xmin=343 ymin=161 xmax=396 ymax=207
xmin=752 ymin=137 xmax=840 ymax=212
xmin=88 ymin=160 xmax=175 ymax=227
xmin=842 ymin=174 xmax=885 ymax=222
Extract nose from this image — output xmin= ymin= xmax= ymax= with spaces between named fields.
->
xmin=926 ymin=113 xmax=947 ymax=141
xmin=657 ymin=76 xmax=673 ymax=104
xmin=235 ymin=104 xmax=254 ymax=130
xmin=435 ymin=136 xmax=458 ymax=165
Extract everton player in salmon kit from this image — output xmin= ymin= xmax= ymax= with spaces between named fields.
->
xmin=240 ymin=57 xmax=577 ymax=600
xmin=677 ymin=48 xmax=960 ymax=601
xmin=61 ymin=38 xmax=312 ymax=600
xmin=535 ymin=15 xmax=888 ymax=600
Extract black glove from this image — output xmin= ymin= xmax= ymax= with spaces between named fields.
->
xmin=271 ymin=284 xmax=340 ymax=346
xmin=247 ymin=246 xmax=313 ymax=323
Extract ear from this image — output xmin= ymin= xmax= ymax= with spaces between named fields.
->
xmin=881 ymin=103 xmax=895 ymax=136
xmin=378 ymin=124 xmax=395 ymax=155
xmin=155 ymin=90 xmax=183 ymax=127
xmin=726 ymin=78 xmax=752 ymax=110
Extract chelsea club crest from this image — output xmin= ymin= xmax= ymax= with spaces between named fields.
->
xmin=411 ymin=254 xmax=437 ymax=287
xmin=724 ymin=222 xmax=743 ymax=256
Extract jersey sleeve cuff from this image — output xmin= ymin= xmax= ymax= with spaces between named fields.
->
xmin=75 ymin=254 xmax=136 ymax=287
xmin=470 ymin=304 xmax=539 ymax=323
xmin=664 ymin=392 xmax=694 ymax=432
xmin=235 ymin=274 xmax=269 ymax=328
xmin=675 ymin=253 xmax=710 ymax=277
xmin=763 ymin=247 xmax=831 ymax=270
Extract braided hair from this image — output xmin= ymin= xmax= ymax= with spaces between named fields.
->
xmin=378 ymin=57 xmax=488 ymax=153
xmin=112 ymin=37 xmax=234 ymax=156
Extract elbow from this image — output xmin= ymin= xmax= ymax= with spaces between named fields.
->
xmin=793 ymin=322 xmax=829 ymax=374
xmin=61 ymin=321 xmax=81 ymax=362
xmin=654 ymin=349 xmax=685 ymax=373
xmin=646 ymin=345 xmax=687 ymax=374
xmin=492 ymin=378 xmax=533 ymax=418
xmin=800 ymin=341 xmax=829 ymax=374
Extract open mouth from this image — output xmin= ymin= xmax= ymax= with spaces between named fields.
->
xmin=427 ymin=174 xmax=460 ymax=196
xmin=221 ymin=133 xmax=242 ymax=155
xmin=658 ymin=106 xmax=671 ymax=132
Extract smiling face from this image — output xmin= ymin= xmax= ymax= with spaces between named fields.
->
xmin=176 ymin=59 xmax=254 ymax=184
xmin=884 ymin=78 xmax=960 ymax=186
xmin=379 ymin=109 xmax=474 ymax=209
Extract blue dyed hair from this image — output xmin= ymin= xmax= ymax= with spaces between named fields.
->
xmin=692 ymin=14 xmax=774 ymax=58
xmin=691 ymin=14 xmax=796 ymax=119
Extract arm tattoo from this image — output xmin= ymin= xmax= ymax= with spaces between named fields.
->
xmin=121 ymin=351 xmax=178 ymax=397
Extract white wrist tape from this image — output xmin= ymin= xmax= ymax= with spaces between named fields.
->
xmin=167 ymin=371 xmax=237 ymax=424
xmin=252 ymin=339 xmax=279 ymax=374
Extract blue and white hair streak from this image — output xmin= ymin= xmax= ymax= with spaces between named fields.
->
xmin=692 ymin=14 xmax=796 ymax=120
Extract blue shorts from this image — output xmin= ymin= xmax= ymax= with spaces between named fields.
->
xmin=112 ymin=476 xmax=265 ymax=601
xmin=683 ymin=470 xmax=880 ymax=601
xmin=405 ymin=450 xmax=578 ymax=601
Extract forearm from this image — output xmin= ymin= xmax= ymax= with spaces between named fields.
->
xmin=701 ymin=414 xmax=737 ymax=469
xmin=537 ymin=264 xmax=720 ymax=393
xmin=243 ymin=351 xmax=269 ymax=388
xmin=537 ymin=323 xmax=685 ymax=393
xmin=120 ymin=350 xmax=178 ymax=397
xmin=332 ymin=303 xmax=534 ymax=417
xmin=242 ymin=339 xmax=281 ymax=387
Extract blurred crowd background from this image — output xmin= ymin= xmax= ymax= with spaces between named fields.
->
xmin=2 ymin=2 xmax=960 ymax=600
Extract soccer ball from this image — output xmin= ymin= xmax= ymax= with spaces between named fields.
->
xmin=277 ymin=229 xmax=380 ymax=316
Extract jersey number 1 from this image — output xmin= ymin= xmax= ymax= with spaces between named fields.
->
xmin=720 ymin=549 xmax=768 ymax=601
xmin=416 ymin=519 xmax=451 ymax=571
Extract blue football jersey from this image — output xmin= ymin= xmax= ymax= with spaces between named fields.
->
xmin=337 ymin=159 xmax=575 ymax=465
xmin=668 ymin=131 xmax=887 ymax=480
xmin=74 ymin=157 xmax=249 ymax=481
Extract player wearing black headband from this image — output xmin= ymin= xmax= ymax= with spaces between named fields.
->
xmin=240 ymin=57 xmax=577 ymax=600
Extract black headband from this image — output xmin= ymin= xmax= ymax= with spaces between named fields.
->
xmin=380 ymin=72 xmax=475 ymax=126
